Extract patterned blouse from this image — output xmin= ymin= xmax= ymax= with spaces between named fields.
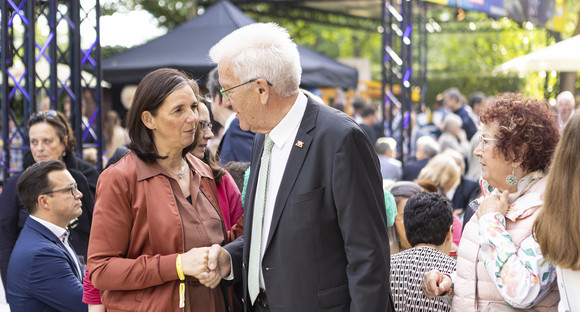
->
xmin=478 ymin=171 xmax=557 ymax=308
xmin=390 ymin=246 xmax=456 ymax=312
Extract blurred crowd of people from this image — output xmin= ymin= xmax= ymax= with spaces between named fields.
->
xmin=0 ymin=22 xmax=579 ymax=312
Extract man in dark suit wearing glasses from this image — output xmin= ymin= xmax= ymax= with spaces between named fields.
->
xmin=202 ymin=23 xmax=395 ymax=312
xmin=6 ymin=160 xmax=86 ymax=312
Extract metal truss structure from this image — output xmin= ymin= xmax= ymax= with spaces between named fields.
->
xmin=1 ymin=0 xmax=102 ymax=182
xmin=382 ymin=0 xmax=427 ymax=162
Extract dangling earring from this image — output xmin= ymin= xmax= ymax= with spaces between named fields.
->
xmin=62 ymin=151 xmax=67 ymax=158
xmin=506 ymin=168 xmax=517 ymax=186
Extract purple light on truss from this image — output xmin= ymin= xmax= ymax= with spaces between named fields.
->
xmin=403 ymin=111 xmax=410 ymax=128
xmin=403 ymin=68 xmax=411 ymax=87
xmin=36 ymin=33 xmax=54 ymax=62
xmin=81 ymin=40 xmax=97 ymax=66
xmin=8 ymin=71 xmax=30 ymax=100
xmin=7 ymin=0 xmax=29 ymax=26
xmin=403 ymin=25 xmax=412 ymax=42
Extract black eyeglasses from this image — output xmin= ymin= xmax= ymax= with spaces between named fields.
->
xmin=42 ymin=184 xmax=80 ymax=197
xmin=199 ymin=121 xmax=212 ymax=132
xmin=219 ymin=78 xmax=272 ymax=102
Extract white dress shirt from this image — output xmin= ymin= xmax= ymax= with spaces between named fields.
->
xmin=257 ymin=91 xmax=307 ymax=289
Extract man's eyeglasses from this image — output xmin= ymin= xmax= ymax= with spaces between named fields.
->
xmin=478 ymin=134 xmax=498 ymax=149
xmin=199 ymin=121 xmax=212 ymax=132
xmin=43 ymin=184 xmax=80 ymax=197
xmin=219 ymin=78 xmax=272 ymax=102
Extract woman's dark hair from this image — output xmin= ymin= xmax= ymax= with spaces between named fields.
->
xmin=223 ymin=161 xmax=251 ymax=192
xmin=404 ymin=192 xmax=453 ymax=247
xmin=17 ymin=160 xmax=66 ymax=214
xmin=480 ymin=92 xmax=559 ymax=172
xmin=202 ymin=146 xmax=225 ymax=183
xmin=28 ymin=110 xmax=76 ymax=153
xmin=126 ymin=68 xmax=200 ymax=162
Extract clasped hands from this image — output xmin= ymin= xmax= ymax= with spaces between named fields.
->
xmin=421 ymin=270 xmax=452 ymax=298
xmin=180 ymin=244 xmax=231 ymax=289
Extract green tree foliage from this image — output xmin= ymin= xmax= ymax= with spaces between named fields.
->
xmin=101 ymin=1 xmax=579 ymax=102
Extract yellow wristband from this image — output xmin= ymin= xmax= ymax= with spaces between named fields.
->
xmin=176 ymin=254 xmax=185 ymax=281
xmin=176 ymin=254 xmax=185 ymax=308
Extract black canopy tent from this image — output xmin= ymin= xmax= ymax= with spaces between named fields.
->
xmin=101 ymin=0 xmax=358 ymax=90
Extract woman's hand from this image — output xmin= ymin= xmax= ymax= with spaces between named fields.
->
xmin=422 ymin=270 xmax=452 ymax=298
xmin=477 ymin=190 xmax=509 ymax=218
xmin=180 ymin=247 xmax=211 ymax=279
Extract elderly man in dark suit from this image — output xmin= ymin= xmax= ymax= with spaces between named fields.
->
xmin=203 ymin=22 xmax=394 ymax=312
xmin=6 ymin=160 xmax=86 ymax=312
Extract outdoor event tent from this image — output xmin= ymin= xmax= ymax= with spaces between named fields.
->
xmin=101 ymin=0 xmax=358 ymax=89
xmin=494 ymin=34 xmax=580 ymax=73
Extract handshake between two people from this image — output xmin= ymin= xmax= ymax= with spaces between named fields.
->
xmin=180 ymin=244 xmax=232 ymax=289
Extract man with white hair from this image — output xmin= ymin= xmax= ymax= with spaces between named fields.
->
xmin=204 ymin=22 xmax=394 ymax=312
xmin=375 ymin=137 xmax=402 ymax=181
xmin=556 ymin=91 xmax=576 ymax=130
xmin=402 ymin=135 xmax=440 ymax=181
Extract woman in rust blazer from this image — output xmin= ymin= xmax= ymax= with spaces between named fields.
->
xmin=87 ymin=68 xmax=228 ymax=312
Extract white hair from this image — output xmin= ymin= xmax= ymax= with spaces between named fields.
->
xmin=556 ymin=91 xmax=575 ymax=107
xmin=441 ymin=113 xmax=463 ymax=133
xmin=209 ymin=23 xmax=301 ymax=98
xmin=417 ymin=135 xmax=440 ymax=158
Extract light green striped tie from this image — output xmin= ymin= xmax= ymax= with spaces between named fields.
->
xmin=248 ymin=135 xmax=274 ymax=305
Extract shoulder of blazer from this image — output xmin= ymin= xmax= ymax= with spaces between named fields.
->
xmin=23 ymin=217 xmax=60 ymax=245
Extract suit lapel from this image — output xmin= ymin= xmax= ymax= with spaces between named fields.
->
xmin=265 ymin=99 xmax=319 ymax=251
xmin=27 ymin=218 xmax=83 ymax=281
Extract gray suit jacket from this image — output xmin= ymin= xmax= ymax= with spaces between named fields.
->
xmin=225 ymin=96 xmax=394 ymax=312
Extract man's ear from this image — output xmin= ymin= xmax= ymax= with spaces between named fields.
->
xmin=36 ymin=194 xmax=50 ymax=212
xmin=257 ymin=79 xmax=270 ymax=105
xmin=141 ymin=111 xmax=156 ymax=130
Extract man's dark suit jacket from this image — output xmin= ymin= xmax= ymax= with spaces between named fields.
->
xmin=401 ymin=158 xmax=430 ymax=181
xmin=0 ymin=152 xmax=96 ymax=288
xmin=225 ymin=97 xmax=394 ymax=312
xmin=451 ymin=176 xmax=480 ymax=213
xmin=218 ymin=117 xmax=255 ymax=165
xmin=6 ymin=217 xmax=86 ymax=312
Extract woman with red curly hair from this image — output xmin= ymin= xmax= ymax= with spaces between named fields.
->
xmin=422 ymin=93 xmax=561 ymax=311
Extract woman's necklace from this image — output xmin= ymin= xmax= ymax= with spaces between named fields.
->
xmin=159 ymin=159 xmax=187 ymax=179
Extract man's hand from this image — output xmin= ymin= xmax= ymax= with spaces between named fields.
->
xmin=198 ymin=244 xmax=232 ymax=289
xmin=422 ymin=270 xmax=452 ymax=298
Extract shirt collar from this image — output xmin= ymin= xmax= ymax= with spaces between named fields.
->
xmin=30 ymin=215 xmax=68 ymax=242
xmin=268 ymin=92 xmax=307 ymax=149
xmin=133 ymin=152 xmax=212 ymax=182
xmin=224 ymin=113 xmax=237 ymax=132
